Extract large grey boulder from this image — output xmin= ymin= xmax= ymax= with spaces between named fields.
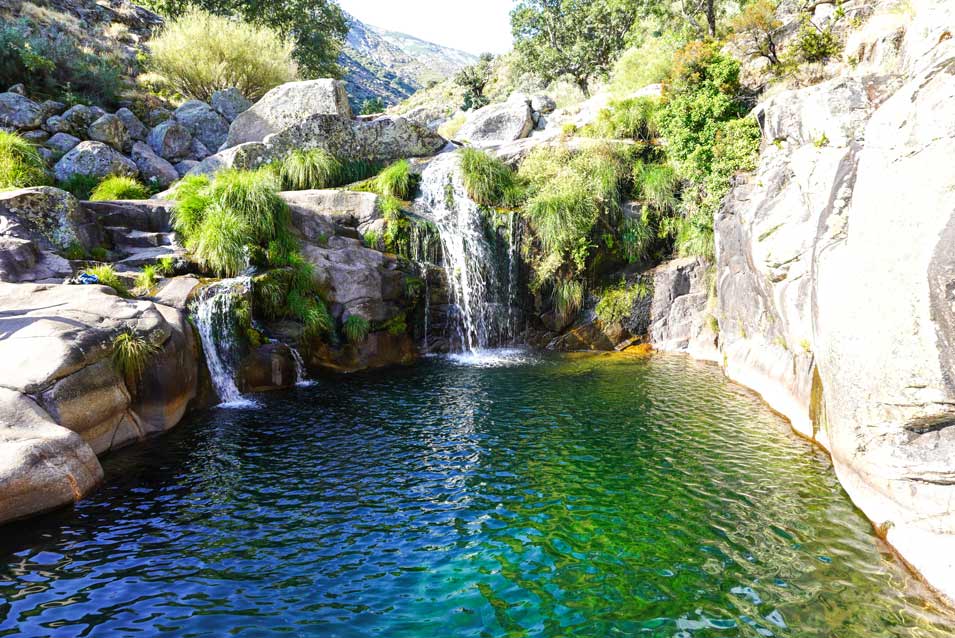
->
xmin=0 ymin=387 xmax=103 ymax=525
xmin=0 ymin=283 xmax=199 ymax=456
xmin=223 ymin=79 xmax=353 ymax=148
xmin=211 ymin=87 xmax=252 ymax=123
xmin=174 ymin=100 xmax=229 ymax=152
xmin=87 ymin=113 xmax=129 ymax=152
xmin=281 ymin=190 xmax=381 ymax=241
xmin=53 ymin=141 xmax=138 ymax=182
xmin=0 ymin=187 xmax=102 ymax=252
xmin=188 ymin=142 xmax=270 ymax=176
xmin=0 ymin=92 xmax=44 ymax=129
xmin=115 ymin=107 xmax=149 ymax=142
xmin=131 ymin=141 xmax=179 ymax=189
xmin=147 ymin=120 xmax=192 ymax=162
xmin=57 ymin=105 xmax=95 ymax=136
xmin=457 ymin=98 xmax=534 ymax=146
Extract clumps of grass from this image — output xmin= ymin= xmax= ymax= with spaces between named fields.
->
xmin=279 ymin=148 xmax=343 ymax=190
xmin=553 ymin=278 xmax=584 ymax=322
xmin=459 ymin=147 xmax=523 ymax=208
xmin=438 ymin=113 xmax=467 ymax=139
xmin=363 ymin=230 xmax=381 ymax=250
xmin=188 ymin=203 xmax=251 ymax=277
xmin=376 ymin=160 xmax=418 ymax=200
xmin=581 ymin=97 xmax=660 ymax=141
xmin=111 ymin=330 xmax=159 ymax=384
xmin=0 ymin=131 xmax=49 ymax=190
xmin=133 ymin=265 xmax=161 ymax=294
xmin=157 ymin=256 xmax=177 ymax=276
xmin=595 ymin=279 xmax=651 ymax=327
xmin=147 ymin=8 xmax=298 ymax=101
xmin=251 ymin=266 xmax=333 ymax=342
xmin=634 ymin=162 xmax=679 ymax=212
xmin=378 ymin=313 xmax=407 ymax=336
xmin=288 ymin=288 xmax=333 ymax=338
xmin=59 ymin=174 xmax=100 ymax=200
xmin=86 ymin=264 xmax=130 ymax=298
xmin=342 ymin=315 xmax=370 ymax=345
xmin=90 ymin=176 xmax=150 ymax=201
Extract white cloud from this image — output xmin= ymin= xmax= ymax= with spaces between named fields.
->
xmin=338 ymin=0 xmax=514 ymax=56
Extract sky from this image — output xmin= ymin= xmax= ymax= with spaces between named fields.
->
xmin=337 ymin=0 xmax=515 ymax=56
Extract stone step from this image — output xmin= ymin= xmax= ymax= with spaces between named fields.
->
xmin=114 ymin=245 xmax=185 ymax=271
xmin=106 ymin=226 xmax=174 ymax=249
xmin=82 ymin=200 xmax=175 ymax=233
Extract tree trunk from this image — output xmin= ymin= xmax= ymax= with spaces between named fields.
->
xmin=576 ymin=76 xmax=590 ymax=98
xmin=706 ymin=0 xmax=716 ymax=37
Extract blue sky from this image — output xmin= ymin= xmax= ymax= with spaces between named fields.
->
xmin=338 ymin=0 xmax=515 ymax=56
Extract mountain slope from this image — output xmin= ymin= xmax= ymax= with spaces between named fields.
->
xmin=339 ymin=14 xmax=476 ymax=109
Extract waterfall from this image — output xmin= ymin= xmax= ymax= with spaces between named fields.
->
xmin=191 ymin=277 xmax=258 ymax=408
xmin=414 ymin=152 xmax=522 ymax=352
xmin=288 ymin=346 xmax=315 ymax=387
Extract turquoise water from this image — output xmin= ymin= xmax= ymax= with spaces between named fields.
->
xmin=1 ymin=352 xmax=952 ymax=637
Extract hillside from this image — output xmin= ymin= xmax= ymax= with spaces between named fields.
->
xmin=339 ymin=13 xmax=477 ymax=109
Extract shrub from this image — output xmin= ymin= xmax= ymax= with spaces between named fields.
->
xmin=112 ymin=331 xmax=159 ymax=383
xmin=459 ymin=148 xmax=521 ymax=208
xmin=379 ymin=313 xmax=408 ymax=336
xmin=86 ymin=264 xmax=130 ymax=298
xmin=343 ymin=315 xmax=370 ymax=345
xmin=581 ymin=97 xmax=659 ymax=141
xmin=90 ymin=176 xmax=150 ymax=201
xmin=133 ymin=265 xmax=161 ymax=293
xmin=189 ymin=204 xmax=251 ymax=276
xmin=361 ymin=98 xmax=385 ymax=115
xmin=0 ymin=131 xmax=49 ymax=190
xmin=731 ymin=0 xmax=784 ymax=64
xmin=0 ymin=18 xmax=123 ymax=106
xmin=376 ymin=160 xmax=417 ymax=200
xmin=608 ymin=33 xmax=680 ymax=97
xmin=279 ymin=148 xmax=343 ymax=191
xmin=58 ymin=174 xmax=100 ymax=200
xmin=147 ymin=9 xmax=298 ymax=101
xmin=794 ymin=17 xmax=842 ymax=63
xmin=634 ymin=163 xmax=679 ymax=212
xmin=619 ymin=217 xmax=655 ymax=264
xmin=595 ymin=279 xmax=651 ymax=327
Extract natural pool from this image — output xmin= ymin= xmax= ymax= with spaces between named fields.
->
xmin=1 ymin=352 xmax=953 ymax=637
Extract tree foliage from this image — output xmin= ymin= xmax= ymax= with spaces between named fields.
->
xmin=731 ymin=0 xmax=783 ymax=64
xmin=454 ymin=53 xmax=494 ymax=111
xmin=510 ymin=0 xmax=641 ymax=96
xmin=139 ymin=0 xmax=347 ymax=78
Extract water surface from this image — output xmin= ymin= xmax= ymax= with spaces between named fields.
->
xmin=1 ymin=352 xmax=952 ymax=637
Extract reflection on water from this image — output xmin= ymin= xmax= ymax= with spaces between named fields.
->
xmin=0 ymin=353 xmax=952 ymax=638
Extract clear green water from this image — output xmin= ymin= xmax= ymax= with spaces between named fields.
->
xmin=1 ymin=352 xmax=952 ymax=637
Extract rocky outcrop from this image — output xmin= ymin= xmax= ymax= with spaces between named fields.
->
xmin=0 ymin=281 xmax=199 ymax=524
xmin=711 ymin=0 xmax=955 ymax=602
xmin=281 ymin=189 xmax=381 ymax=239
xmin=192 ymin=114 xmax=446 ymax=176
xmin=223 ymin=79 xmax=353 ymax=149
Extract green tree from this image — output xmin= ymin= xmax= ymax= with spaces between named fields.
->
xmin=731 ymin=0 xmax=783 ymax=64
xmin=454 ymin=53 xmax=494 ymax=111
xmin=139 ymin=0 xmax=347 ymax=78
xmin=510 ymin=0 xmax=641 ymax=97
xmin=360 ymin=97 xmax=385 ymax=115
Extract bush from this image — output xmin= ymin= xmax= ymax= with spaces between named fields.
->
xmin=595 ymin=279 xmax=651 ymax=326
xmin=459 ymin=148 xmax=522 ymax=208
xmin=148 ymin=9 xmax=298 ymax=101
xmin=361 ymin=98 xmax=385 ymax=115
xmin=794 ymin=17 xmax=842 ymax=63
xmin=581 ymin=97 xmax=659 ymax=141
xmin=0 ymin=131 xmax=49 ymax=190
xmin=0 ymin=18 xmax=123 ymax=106
xmin=343 ymin=315 xmax=370 ymax=345
xmin=112 ymin=331 xmax=159 ymax=383
xmin=608 ymin=35 xmax=679 ymax=97
xmin=90 ymin=176 xmax=150 ymax=201
xmin=86 ymin=264 xmax=130 ymax=298
xmin=376 ymin=160 xmax=417 ymax=200
xmin=634 ymin=163 xmax=679 ymax=212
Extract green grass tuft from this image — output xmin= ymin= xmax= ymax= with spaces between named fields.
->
xmin=553 ymin=279 xmax=584 ymax=321
xmin=188 ymin=203 xmax=251 ymax=277
xmin=459 ymin=147 xmax=522 ymax=208
xmin=134 ymin=265 xmax=161 ymax=294
xmin=210 ymin=168 xmax=288 ymax=243
xmin=375 ymin=160 xmax=417 ymax=200
xmin=111 ymin=330 xmax=159 ymax=383
xmin=0 ymin=131 xmax=49 ymax=190
xmin=58 ymin=174 xmax=99 ymax=200
xmin=279 ymin=148 xmax=344 ymax=191
xmin=90 ymin=176 xmax=151 ymax=201
xmin=342 ymin=315 xmax=370 ymax=345
xmin=86 ymin=264 xmax=131 ymax=298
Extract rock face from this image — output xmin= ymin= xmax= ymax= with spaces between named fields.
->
xmin=281 ymin=189 xmax=381 ymax=239
xmin=53 ymin=141 xmax=138 ymax=182
xmin=711 ymin=0 xmax=955 ymax=602
xmin=223 ymin=79 xmax=353 ymax=148
xmin=457 ymin=97 xmax=535 ymax=145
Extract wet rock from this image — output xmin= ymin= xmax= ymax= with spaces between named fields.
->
xmin=239 ymin=343 xmax=296 ymax=392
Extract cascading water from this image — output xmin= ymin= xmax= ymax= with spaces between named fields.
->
xmin=191 ymin=277 xmax=258 ymax=408
xmin=288 ymin=346 xmax=315 ymax=387
xmin=415 ymin=151 xmax=523 ymax=352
